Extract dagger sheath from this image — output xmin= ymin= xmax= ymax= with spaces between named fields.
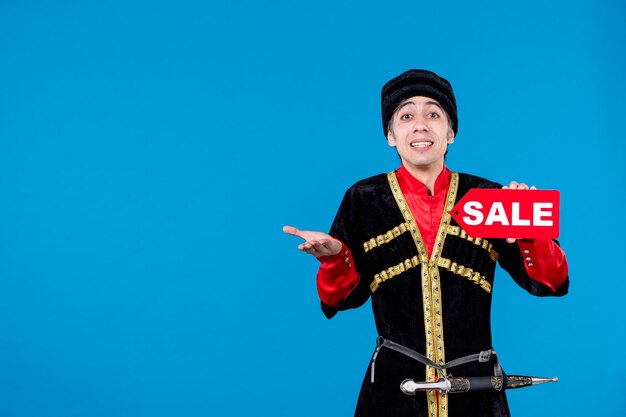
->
xmin=401 ymin=375 xmax=558 ymax=395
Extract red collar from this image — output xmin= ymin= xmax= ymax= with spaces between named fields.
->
xmin=396 ymin=164 xmax=451 ymax=197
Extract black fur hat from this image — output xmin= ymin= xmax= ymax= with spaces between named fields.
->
xmin=381 ymin=69 xmax=458 ymax=137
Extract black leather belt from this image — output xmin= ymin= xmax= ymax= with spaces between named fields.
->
xmin=370 ymin=336 xmax=502 ymax=383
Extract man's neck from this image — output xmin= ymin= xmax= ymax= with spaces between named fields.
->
xmin=402 ymin=162 xmax=445 ymax=195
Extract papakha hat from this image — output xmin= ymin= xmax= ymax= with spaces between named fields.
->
xmin=381 ymin=69 xmax=458 ymax=137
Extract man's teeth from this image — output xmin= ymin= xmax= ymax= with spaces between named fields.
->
xmin=411 ymin=141 xmax=433 ymax=148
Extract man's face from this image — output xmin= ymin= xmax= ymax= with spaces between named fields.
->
xmin=386 ymin=96 xmax=454 ymax=173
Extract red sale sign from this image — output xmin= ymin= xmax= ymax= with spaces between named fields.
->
xmin=449 ymin=189 xmax=560 ymax=239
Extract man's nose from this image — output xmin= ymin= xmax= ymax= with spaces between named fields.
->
xmin=413 ymin=116 xmax=428 ymax=131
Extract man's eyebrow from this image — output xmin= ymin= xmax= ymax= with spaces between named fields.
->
xmin=424 ymin=101 xmax=444 ymax=110
xmin=396 ymin=101 xmax=415 ymax=112
xmin=396 ymin=99 xmax=444 ymax=111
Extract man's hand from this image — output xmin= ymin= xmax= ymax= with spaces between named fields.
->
xmin=283 ymin=225 xmax=343 ymax=257
xmin=502 ymin=181 xmax=537 ymax=243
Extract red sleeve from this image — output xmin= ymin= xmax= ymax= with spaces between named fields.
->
xmin=517 ymin=239 xmax=568 ymax=292
xmin=316 ymin=241 xmax=361 ymax=307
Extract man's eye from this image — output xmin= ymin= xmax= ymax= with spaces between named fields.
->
xmin=427 ymin=112 xmax=440 ymax=118
xmin=400 ymin=114 xmax=412 ymax=120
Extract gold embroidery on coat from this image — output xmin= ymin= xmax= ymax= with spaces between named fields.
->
xmin=363 ymin=222 xmax=409 ymax=253
xmin=369 ymin=256 xmax=421 ymax=292
xmin=437 ymin=257 xmax=492 ymax=293
xmin=446 ymin=225 xmax=499 ymax=261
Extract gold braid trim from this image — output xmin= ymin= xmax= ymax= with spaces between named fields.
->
xmin=437 ymin=257 xmax=492 ymax=293
xmin=446 ymin=225 xmax=499 ymax=261
xmin=387 ymin=171 xmax=459 ymax=417
xmin=363 ymin=222 xmax=409 ymax=253
xmin=369 ymin=256 xmax=421 ymax=292
xmin=428 ymin=172 xmax=458 ymax=417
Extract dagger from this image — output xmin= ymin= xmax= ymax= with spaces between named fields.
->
xmin=400 ymin=375 xmax=558 ymax=395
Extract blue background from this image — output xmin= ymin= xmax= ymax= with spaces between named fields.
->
xmin=1 ymin=0 xmax=624 ymax=415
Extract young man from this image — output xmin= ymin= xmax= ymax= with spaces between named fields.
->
xmin=283 ymin=69 xmax=568 ymax=417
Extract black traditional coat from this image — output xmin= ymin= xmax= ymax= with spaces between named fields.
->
xmin=322 ymin=171 xmax=568 ymax=417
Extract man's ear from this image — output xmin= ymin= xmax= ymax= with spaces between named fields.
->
xmin=387 ymin=129 xmax=396 ymax=147
xmin=447 ymin=130 xmax=455 ymax=144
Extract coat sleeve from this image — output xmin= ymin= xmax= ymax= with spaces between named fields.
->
xmin=316 ymin=241 xmax=360 ymax=307
xmin=493 ymin=237 xmax=569 ymax=297
xmin=320 ymin=186 xmax=374 ymax=319
xmin=516 ymin=239 xmax=568 ymax=292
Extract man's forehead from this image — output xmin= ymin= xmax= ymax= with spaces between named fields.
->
xmin=398 ymin=96 xmax=443 ymax=108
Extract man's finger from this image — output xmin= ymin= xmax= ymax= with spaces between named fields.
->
xmin=283 ymin=225 xmax=304 ymax=238
xmin=301 ymin=240 xmax=318 ymax=250
xmin=317 ymin=239 xmax=332 ymax=249
xmin=504 ymin=182 xmax=538 ymax=191
xmin=301 ymin=241 xmax=326 ymax=256
xmin=302 ymin=246 xmax=318 ymax=255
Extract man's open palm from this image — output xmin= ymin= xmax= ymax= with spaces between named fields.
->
xmin=283 ymin=225 xmax=342 ymax=257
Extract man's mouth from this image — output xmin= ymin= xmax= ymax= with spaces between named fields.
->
xmin=410 ymin=141 xmax=433 ymax=148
